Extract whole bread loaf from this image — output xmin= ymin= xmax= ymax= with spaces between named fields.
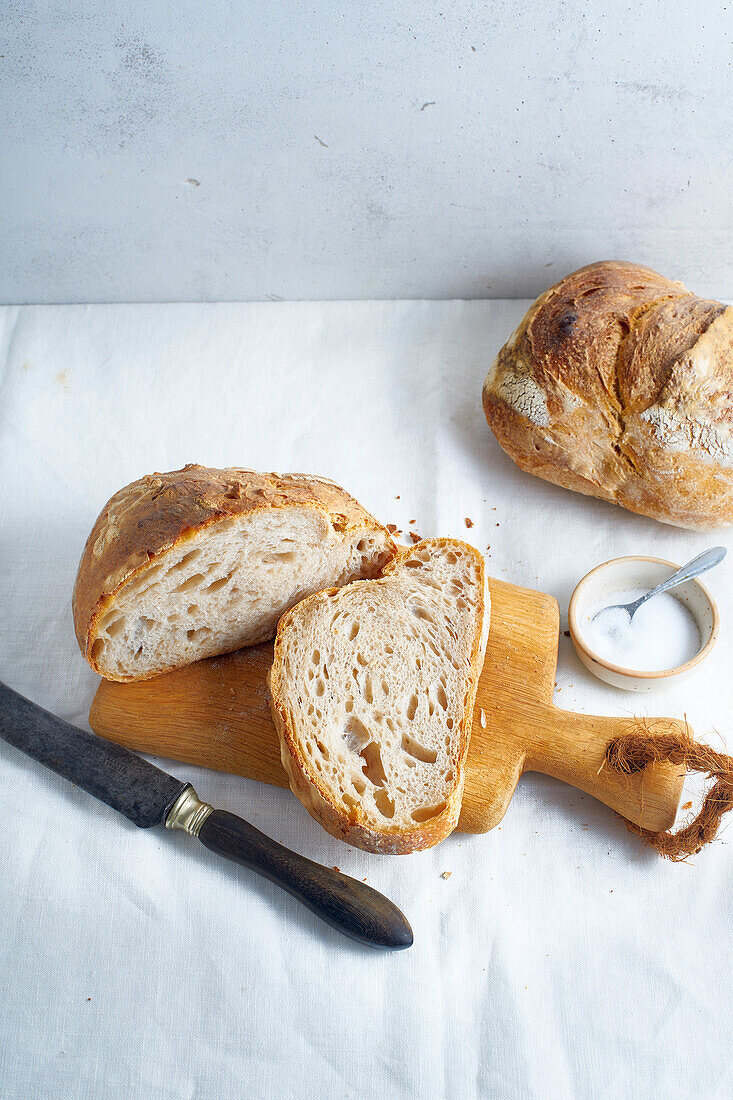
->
xmin=73 ymin=465 xmax=396 ymax=682
xmin=482 ymin=261 xmax=733 ymax=529
xmin=269 ymin=539 xmax=489 ymax=854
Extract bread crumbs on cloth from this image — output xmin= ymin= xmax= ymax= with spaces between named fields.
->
xmin=441 ymin=871 xmax=452 ymax=880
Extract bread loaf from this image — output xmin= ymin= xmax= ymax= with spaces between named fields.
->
xmin=268 ymin=539 xmax=489 ymax=854
xmin=482 ymin=261 xmax=733 ymax=529
xmin=73 ymin=465 xmax=396 ymax=682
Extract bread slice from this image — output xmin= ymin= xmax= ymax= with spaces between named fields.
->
xmin=73 ymin=465 xmax=396 ymax=682
xmin=269 ymin=539 xmax=489 ymax=853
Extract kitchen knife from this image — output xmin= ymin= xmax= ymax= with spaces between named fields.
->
xmin=0 ymin=681 xmax=412 ymax=949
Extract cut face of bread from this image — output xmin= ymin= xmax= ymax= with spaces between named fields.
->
xmin=269 ymin=539 xmax=489 ymax=854
xmin=91 ymin=510 xmax=390 ymax=680
xmin=74 ymin=466 xmax=395 ymax=682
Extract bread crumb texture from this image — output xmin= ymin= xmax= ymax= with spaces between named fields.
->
xmin=73 ymin=465 xmax=396 ymax=681
xmin=269 ymin=539 xmax=489 ymax=854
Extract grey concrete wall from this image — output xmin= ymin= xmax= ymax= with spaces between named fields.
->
xmin=2 ymin=1 xmax=732 ymax=303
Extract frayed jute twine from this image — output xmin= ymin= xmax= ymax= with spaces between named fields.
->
xmin=605 ymin=725 xmax=733 ymax=861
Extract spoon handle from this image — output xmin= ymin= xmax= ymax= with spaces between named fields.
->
xmin=639 ymin=546 xmax=726 ymax=606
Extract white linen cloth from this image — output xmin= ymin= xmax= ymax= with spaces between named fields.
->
xmin=0 ymin=302 xmax=730 ymax=1100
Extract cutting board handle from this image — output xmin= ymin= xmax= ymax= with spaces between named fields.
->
xmin=524 ymin=708 xmax=686 ymax=833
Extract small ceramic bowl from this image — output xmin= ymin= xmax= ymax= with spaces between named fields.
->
xmin=568 ymin=555 xmax=719 ymax=692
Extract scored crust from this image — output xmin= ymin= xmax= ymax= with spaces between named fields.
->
xmin=268 ymin=538 xmax=489 ymax=854
xmin=73 ymin=464 xmax=396 ymax=679
xmin=482 ymin=261 xmax=733 ymax=529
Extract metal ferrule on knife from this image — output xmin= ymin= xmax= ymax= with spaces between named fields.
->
xmin=165 ymin=786 xmax=214 ymax=836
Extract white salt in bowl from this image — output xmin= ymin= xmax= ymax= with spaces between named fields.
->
xmin=568 ymin=555 xmax=719 ymax=692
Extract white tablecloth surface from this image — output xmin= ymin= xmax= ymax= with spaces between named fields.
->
xmin=0 ymin=302 xmax=730 ymax=1100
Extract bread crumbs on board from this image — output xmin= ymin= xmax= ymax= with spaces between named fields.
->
xmin=408 ymin=531 xmax=423 ymax=543
xmin=465 ymin=517 xmax=474 ymax=528
xmin=441 ymin=871 xmax=452 ymax=879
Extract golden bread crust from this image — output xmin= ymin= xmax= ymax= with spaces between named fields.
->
xmin=73 ymin=465 xmax=395 ymax=674
xmin=482 ymin=261 xmax=733 ymax=529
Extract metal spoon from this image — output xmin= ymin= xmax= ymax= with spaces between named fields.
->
xmin=592 ymin=546 xmax=727 ymax=625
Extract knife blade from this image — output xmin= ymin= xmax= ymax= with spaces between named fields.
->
xmin=0 ymin=682 xmax=412 ymax=950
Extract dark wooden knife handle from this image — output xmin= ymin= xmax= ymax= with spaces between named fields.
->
xmin=198 ymin=809 xmax=413 ymax=950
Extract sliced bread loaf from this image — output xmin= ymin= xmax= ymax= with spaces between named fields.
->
xmin=269 ymin=539 xmax=489 ymax=853
xmin=73 ymin=465 xmax=396 ymax=682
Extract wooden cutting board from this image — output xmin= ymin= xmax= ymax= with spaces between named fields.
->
xmin=89 ymin=577 xmax=686 ymax=835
